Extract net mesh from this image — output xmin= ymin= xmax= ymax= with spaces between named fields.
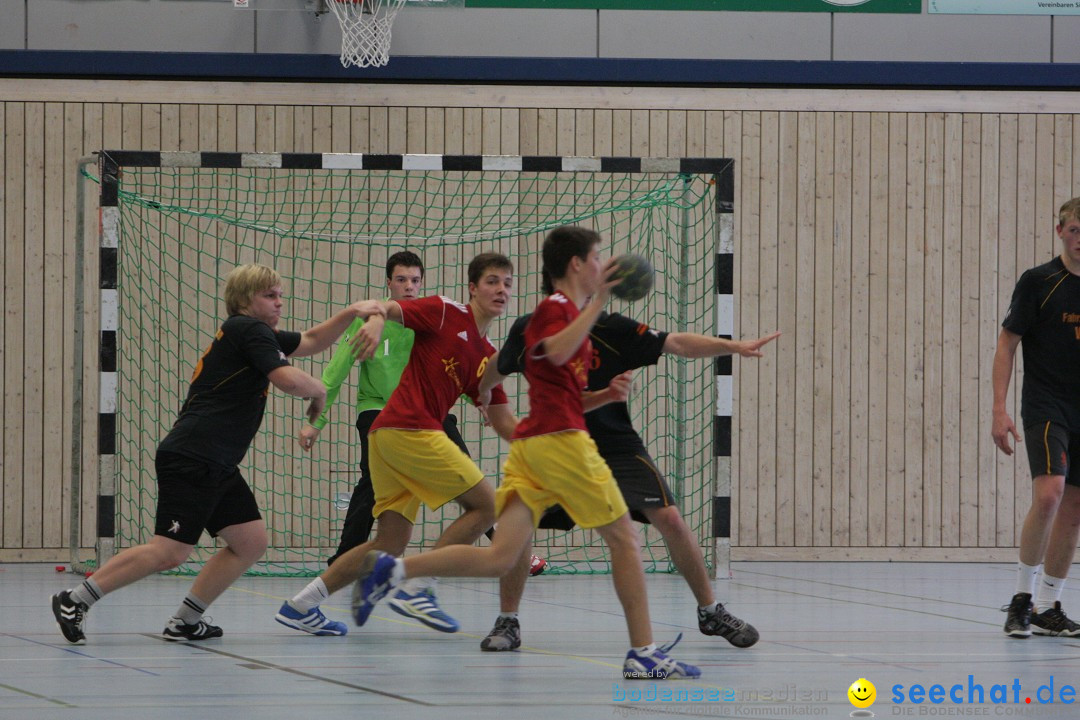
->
xmin=102 ymin=164 xmax=718 ymax=576
xmin=328 ymin=0 xmax=408 ymax=68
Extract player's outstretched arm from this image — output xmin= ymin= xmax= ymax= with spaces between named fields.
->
xmin=663 ymin=330 xmax=781 ymax=359
xmin=268 ymin=366 xmax=328 ymax=423
xmin=293 ymin=299 xmax=388 ymax=358
xmin=991 ymin=328 xmax=1022 ymax=456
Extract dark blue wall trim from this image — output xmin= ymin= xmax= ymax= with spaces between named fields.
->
xmin=4 ymin=50 xmax=1080 ymax=88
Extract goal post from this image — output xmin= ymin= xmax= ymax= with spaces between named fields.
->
xmin=72 ymin=150 xmax=735 ymax=579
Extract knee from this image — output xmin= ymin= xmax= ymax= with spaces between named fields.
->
xmin=1032 ymin=487 xmax=1065 ymax=517
xmin=645 ymin=506 xmax=684 ymax=535
xmin=154 ymin=545 xmax=192 ymax=571
xmin=228 ymin=532 xmax=269 ymax=564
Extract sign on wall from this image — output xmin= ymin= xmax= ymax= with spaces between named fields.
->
xmin=930 ymin=0 xmax=1080 ymax=13
xmin=466 ymin=0 xmax=919 ymax=11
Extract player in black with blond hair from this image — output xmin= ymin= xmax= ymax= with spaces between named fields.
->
xmin=477 ymin=304 xmax=779 ymax=653
xmin=51 ymin=263 xmax=385 ymax=644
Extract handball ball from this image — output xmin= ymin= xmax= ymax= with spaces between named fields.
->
xmin=610 ymin=253 xmax=654 ymax=301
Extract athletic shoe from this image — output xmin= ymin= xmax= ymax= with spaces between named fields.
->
xmin=1003 ymin=592 xmax=1033 ymax=638
xmin=529 ymin=555 xmax=547 ymax=577
xmin=622 ymin=647 xmax=701 ymax=680
xmin=275 ymin=602 xmax=348 ymax=636
xmin=698 ymin=603 xmax=759 ymax=648
xmin=480 ymin=616 xmax=521 ymax=651
xmin=1031 ymin=601 xmax=1080 ymax=637
xmin=350 ymin=550 xmax=398 ymax=627
xmin=162 ymin=617 xmax=223 ymax=641
xmin=388 ymin=587 xmax=460 ymax=633
xmin=51 ymin=590 xmax=88 ymax=645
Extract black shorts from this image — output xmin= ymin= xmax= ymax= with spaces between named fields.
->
xmin=154 ymin=451 xmax=262 ymax=545
xmin=1023 ymin=422 xmax=1080 ymax=487
xmin=537 ymin=450 xmax=676 ymax=530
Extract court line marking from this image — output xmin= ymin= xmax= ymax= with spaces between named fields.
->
xmin=141 ymin=634 xmax=434 ymax=705
xmin=0 ymin=681 xmax=76 ymax=708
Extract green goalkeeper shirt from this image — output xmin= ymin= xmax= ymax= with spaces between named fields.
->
xmin=309 ymin=314 xmax=414 ymax=430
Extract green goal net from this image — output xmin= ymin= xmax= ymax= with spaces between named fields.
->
xmin=92 ymin=155 xmax=721 ymax=577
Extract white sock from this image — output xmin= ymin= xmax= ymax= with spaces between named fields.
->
xmin=174 ymin=592 xmax=208 ymax=625
xmin=289 ymin=577 xmax=331 ymax=613
xmin=632 ymin=643 xmax=658 ymax=655
xmin=1017 ymin=561 xmax=1040 ymax=596
xmin=499 ymin=612 xmax=518 ymax=620
xmin=1035 ymin=573 xmax=1066 ymax=612
xmin=398 ymin=575 xmax=434 ymax=594
xmin=698 ymin=602 xmax=718 ymax=616
xmin=70 ymin=578 xmax=104 ymax=608
xmin=388 ymin=561 xmax=406 ymax=587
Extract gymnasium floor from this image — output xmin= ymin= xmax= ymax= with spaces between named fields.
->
xmin=4 ymin=562 xmax=1079 ymax=720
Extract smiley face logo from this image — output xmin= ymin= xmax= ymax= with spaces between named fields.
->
xmin=848 ymin=678 xmax=876 ymax=709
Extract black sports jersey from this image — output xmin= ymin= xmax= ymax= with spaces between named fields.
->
xmin=158 ymin=314 xmax=301 ymax=468
xmin=499 ymin=311 xmax=668 ymax=455
xmin=1003 ymin=256 xmax=1080 ymax=431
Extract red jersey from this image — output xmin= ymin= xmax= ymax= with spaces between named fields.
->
xmin=371 ymin=295 xmax=508 ymax=432
xmin=512 ymin=293 xmax=592 ymax=439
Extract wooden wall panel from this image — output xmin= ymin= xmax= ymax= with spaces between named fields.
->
xmin=6 ymin=80 xmax=1080 ymax=560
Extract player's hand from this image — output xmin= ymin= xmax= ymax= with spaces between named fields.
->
xmin=991 ymin=411 xmax=1021 ymax=456
xmin=299 ymin=423 xmax=321 ymax=452
xmin=607 ymin=370 xmax=633 ymax=403
xmin=737 ymin=331 xmax=782 ymax=358
xmin=349 ymin=316 xmax=384 ymax=360
xmin=477 ymin=386 xmax=493 ymax=410
xmin=350 ymin=299 xmax=387 ymax=320
xmin=592 ymin=257 xmax=621 ymax=304
xmin=477 ymin=403 xmax=493 ymax=427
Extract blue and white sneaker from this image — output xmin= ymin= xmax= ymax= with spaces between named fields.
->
xmin=350 ymin=551 xmax=399 ymax=626
xmin=388 ymin=587 xmax=460 ymax=633
xmin=275 ymin=602 xmax=348 ymax=636
xmin=622 ymin=635 xmax=701 ymax=680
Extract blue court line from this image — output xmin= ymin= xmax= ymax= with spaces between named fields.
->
xmin=4 ymin=633 xmax=161 ymax=676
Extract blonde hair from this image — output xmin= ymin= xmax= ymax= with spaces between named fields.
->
xmin=1059 ymin=198 xmax=1080 ymax=227
xmin=224 ymin=264 xmax=282 ymax=316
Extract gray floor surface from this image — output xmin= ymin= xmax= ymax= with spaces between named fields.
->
xmin=4 ymin=562 xmax=1078 ymax=720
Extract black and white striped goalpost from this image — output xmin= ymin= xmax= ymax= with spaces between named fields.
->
xmin=713 ymin=169 xmax=735 ymax=579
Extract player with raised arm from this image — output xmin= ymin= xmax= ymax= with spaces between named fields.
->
xmin=51 ymin=264 xmax=383 ymax=644
xmin=476 ymin=307 xmax=779 ymax=651
xmin=349 ymin=226 xmax=702 ymax=680
xmin=275 ymin=252 xmax=518 ymax=637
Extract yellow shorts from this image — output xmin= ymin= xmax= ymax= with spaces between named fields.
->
xmin=369 ymin=428 xmax=485 ymax=524
xmin=495 ymin=431 xmax=628 ymax=529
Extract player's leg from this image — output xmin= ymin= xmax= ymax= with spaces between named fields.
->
xmin=328 ymin=409 xmax=381 ymax=566
xmin=277 ymin=510 xmax=414 ymax=636
xmin=51 ymin=451 xmax=216 ymax=644
xmin=1031 ymin=447 xmax=1080 ymax=637
xmin=352 ymin=498 xmax=536 ymax=627
xmin=383 ymin=429 xmax=495 ymax=631
xmin=1008 ymin=424 xmax=1070 ymax=637
xmin=481 ymin=541 xmax=532 ymax=651
xmin=161 ymin=518 xmax=267 ymax=641
xmin=642 ymin=505 xmax=758 ymax=648
xmin=162 ymin=467 xmax=268 ymax=641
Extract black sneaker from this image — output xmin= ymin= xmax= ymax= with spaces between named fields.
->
xmin=51 ymin=590 xmax=88 ymax=645
xmin=162 ymin=617 xmax=223 ymax=641
xmin=1031 ymin=601 xmax=1080 ymax=637
xmin=1003 ymin=592 xmax=1033 ymax=638
xmin=698 ymin=603 xmax=759 ymax=648
xmin=480 ymin=616 xmax=521 ymax=651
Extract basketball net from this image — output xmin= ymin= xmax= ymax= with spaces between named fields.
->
xmin=328 ymin=0 xmax=408 ymax=69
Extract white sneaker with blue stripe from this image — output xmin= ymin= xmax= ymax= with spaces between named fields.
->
xmin=275 ymin=602 xmax=348 ymax=636
xmin=622 ymin=634 xmax=701 ymax=680
xmin=387 ymin=586 xmax=460 ymax=633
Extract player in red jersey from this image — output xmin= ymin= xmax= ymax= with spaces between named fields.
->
xmin=351 ymin=227 xmax=701 ymax=680
xmin=276 ymin=252 xmax=518 ymax=636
